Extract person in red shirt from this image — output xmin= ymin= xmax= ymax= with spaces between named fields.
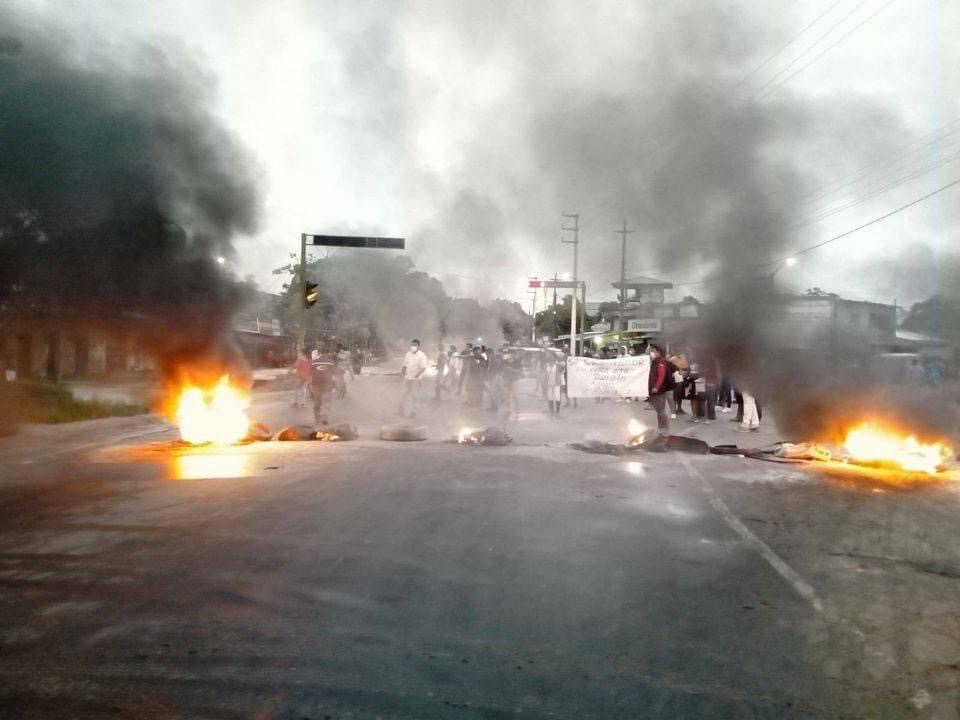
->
xmin=647 ymin=344 xmax=671 ymax=440
xmin=291 ymin=348 xmax=311 ymax=408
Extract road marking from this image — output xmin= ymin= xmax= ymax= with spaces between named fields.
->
xmin=680 ymin=454 xmax=823 ymax=613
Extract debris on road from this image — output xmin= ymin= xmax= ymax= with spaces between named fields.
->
xmin=775 ymin=442 xmax=832 ymax=462
xmin=244 ymin=422 xmax=272 ymax=442
xmin=452 ymin=427 xmax=512 ymax=446
xmin=276 ymin=423 xmax=359 ymax=441
xmin=276 ymin=425 xmax=319 ymax=441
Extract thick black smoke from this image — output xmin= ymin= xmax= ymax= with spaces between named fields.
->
xmin=389 ymin=1 xmax=958 ymax=441
xmin=0 ymin=9 xmax=260 ymax=385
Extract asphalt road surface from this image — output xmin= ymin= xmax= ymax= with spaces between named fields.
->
xmin=1 ymin=373 xmax=959 ymax=719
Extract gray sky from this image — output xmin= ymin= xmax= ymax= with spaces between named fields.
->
xmin=13 ymin=0 xmax=959 ymax=308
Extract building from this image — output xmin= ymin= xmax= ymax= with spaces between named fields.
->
xmin=0 ymin=309 xmax=156 ymax=381
xmin=0 ymin=290 xmax=294 ymax=381
xmin=231 ymin=291 xmax=295 ymax=368
xmin=759 ymin=294 xmax=897 ymax=352
xmin=607 ymin=275 xmax=701 ymax=339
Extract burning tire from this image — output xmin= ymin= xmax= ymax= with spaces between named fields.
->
xmin=379 ymin=424 xmax=427 ymax=442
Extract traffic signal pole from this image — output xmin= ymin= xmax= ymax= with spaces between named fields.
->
xmin=298 ymin=233 xmax=307 ymax=351
xmin=298 ymin=233 xmax=405 ymax=353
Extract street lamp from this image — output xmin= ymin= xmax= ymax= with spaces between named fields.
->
xmin=769 ymin=256 xmax=797 ymax=279
xmin=215 ymin=256 xmax=226 ymax=266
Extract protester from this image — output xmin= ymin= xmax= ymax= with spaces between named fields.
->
xmin=687 ymin=360 xmax=717 ymax=424
xmin=739 ymin=391 xmax=761 ymax=432
xmin=291 ymin=347 xmax=311 ymax=408
xmin=333 ymin=343 xmax=351 ymax=398
xmin=351 ymin=344 xmax=363 ymax=376
xmin=434 ymin=343 xmax=448 ymax=400
xmin=646 ymin=344 xmax=671 ymax=446
xmin=398 ymin=338 xmax=429 ymax=419
xmin=457 ymin=342 xmax=474 ymax=395
xmin=668 ymin=352 xmax=689 ymax=417
xmin=544 ymin=353 xmax=563 ymax=416
xmin=501 ymin=349 xmax=523 ymax=418
xmin=446 ymin=345 xmax=460 ymax=390
xmin=464 ymin=345 xmax=485 ymax=407
xmin=310 ymin=349 xmax=336 ymax=424
xmin=718 ymin=373 xmax=733 ymax=413
xmin=485 ymin=347 xmax=502 ymax=412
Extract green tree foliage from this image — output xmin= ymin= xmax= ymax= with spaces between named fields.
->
xmin=902 ymin=295 xmax=960 ymax=343
xmin=534 ymin=294 xmax=595 ymax=339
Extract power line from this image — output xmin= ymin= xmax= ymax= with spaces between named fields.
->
xmin=784 ymin=176 xmax=960 ymax=260
xmin=735 ymin=0 xmax=846 ymax=91
xmin=748 ymin=0 xmax=871 ymax=99
xmin=757 ymin=0 xmax=900 ymax=100
xmin=797 ymin=118 xmax=960 ymax=205
xmin=795 ymin=149 xmax=960 ymax=228
xmin=628 ymin=178 xmax=960 ymax=287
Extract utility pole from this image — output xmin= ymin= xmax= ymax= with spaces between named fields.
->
xmin=527 ymin=278 xmax=538 ymax=344
xmin=551 ymin=272 xmax=558 ymax=341
xmin=561 ymin=212 xmax=579 ymax=356
xmin=615 ymin=220 xmax=634 ymax=334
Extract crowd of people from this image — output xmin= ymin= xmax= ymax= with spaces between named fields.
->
xmin=400 ymin=340 xmax=526 ymax=419
xmin=646 ymin=344 xmax=762 ymax=444
xmin=292 ymin=343 xmax=366 ymax=424
xmin=290 ymin=337 xmax=763 ymax=438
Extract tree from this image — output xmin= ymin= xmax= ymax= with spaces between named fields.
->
xmin=902 ymin=295 xmax=960 ymax=343
xmin=534 ymin=295 xmax=595 ymax=339
xmin=804 ymin=287 xmax=839 ymax=298
xmin=681 ymin=295 xmax=701 ymax=304
xmin=272 ymin=254 xmax=532 ymax=352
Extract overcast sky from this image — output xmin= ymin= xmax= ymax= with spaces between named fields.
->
xmin=11 ymin=0 xmax=959 ymax=309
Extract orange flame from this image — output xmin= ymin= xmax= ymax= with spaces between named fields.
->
xmin=174 ymin=375 xmax=250 ymax=445
xmin=843 ymin=422 xmax=951 ymax=475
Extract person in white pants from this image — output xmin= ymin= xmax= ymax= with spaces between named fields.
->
xmin=739 ymin=392 xmax=760 ymax=431
xmin=398 ymin=339 xmax=429 ymax=419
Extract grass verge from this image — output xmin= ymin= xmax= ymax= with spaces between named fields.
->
xmin=0 ymin=380 xmax=148 ymax=425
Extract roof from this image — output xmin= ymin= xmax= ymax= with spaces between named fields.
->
xmin=895 ymin=330 xmax=944 ymax=345
xmin=611 ymin=275 xmax=673 ymax=289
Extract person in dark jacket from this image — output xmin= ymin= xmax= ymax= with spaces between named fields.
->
xmin=647 ymin=344 xmax=671 ymax=441
xmin=310 ymin=350 xmax=336 ymax=424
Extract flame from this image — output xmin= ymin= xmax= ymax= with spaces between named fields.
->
xmin=175 ymin=375 xmax=250 ymax=445
xmin=843 ymin=422 xmax=951 ymax=475
xmin=628 ymin=418 xmax=646 ymax=437
xmin=458 ymin=427 xmax=476 ymax=443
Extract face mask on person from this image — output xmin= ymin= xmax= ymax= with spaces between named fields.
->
xmin=410 ymin=346 xmax=418 ymax=353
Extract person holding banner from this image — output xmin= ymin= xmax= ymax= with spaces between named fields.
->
xmin=647 ymin=344 xmax=672 ymax=447
xmin=544 ymin=354 xmax=563 ymax=416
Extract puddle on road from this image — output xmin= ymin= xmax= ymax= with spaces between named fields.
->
xmin=170 ymin=452 xmax=258 ymax=480
xmin=90 ymin=441 xmax=299 ymax=480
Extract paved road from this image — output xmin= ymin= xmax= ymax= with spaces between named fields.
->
xmin=1 ymin=375 xmax=959 ymax=719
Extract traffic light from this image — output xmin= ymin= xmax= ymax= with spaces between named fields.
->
xmin=304 ymin=281 xmax=319 ymax=308
xmin=528 ymin=279 xmax=545 ymax=288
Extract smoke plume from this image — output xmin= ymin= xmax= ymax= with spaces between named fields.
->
xmin=0 ymin=8 xmax=261 ymax=385
xmin=388 ymin=1 xmax=958 ymax=440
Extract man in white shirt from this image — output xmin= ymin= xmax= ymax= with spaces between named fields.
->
xmin=398 ymin=338 xmax=429 ymax=418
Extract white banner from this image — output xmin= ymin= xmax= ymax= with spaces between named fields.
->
xmin=566 ymin=356 xmax=650 ymax=399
